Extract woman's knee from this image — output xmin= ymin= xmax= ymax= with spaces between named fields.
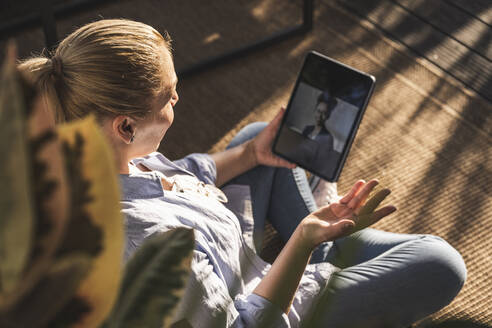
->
xmin=415 ymin=234 xmax=467 ymax=302
xmin=226 ymin=122 xmax=267 ymax=149
xmin=310 ymin=234 xmax=467 ymax=327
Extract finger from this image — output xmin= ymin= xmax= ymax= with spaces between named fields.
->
xmin=358 ymin=188 xmax=391 ymax=215
xmin=339 ymin=180 xmax=365 ymax=204
xmin=270 ymin=107 xmax=285 ymax=128
xmin=275 ymin=157 xmax=297 ymax=169
xmin=263 ymin=108 xmax=285 ymax=138
xmin=347 ymin=179 xmax=379 ymax=210
xmin=355 ymin=181 xmax=380 ymax=210
xmin=356 ymin=205 xmax=396 ymax=229
xmin=324 ymin=219 xmax=355 ymax=240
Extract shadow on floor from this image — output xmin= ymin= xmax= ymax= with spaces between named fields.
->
xmin=422 ymin=319 xmax=491 ymax=328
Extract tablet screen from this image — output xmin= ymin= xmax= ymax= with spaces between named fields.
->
xmin=273 ymin=51 xmax=375 ymax=182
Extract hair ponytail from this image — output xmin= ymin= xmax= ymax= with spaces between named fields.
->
xmin=18 ymin=55 xmax=68 ymax=122
xmin=18 ymin=19 xmax=172 ymax=123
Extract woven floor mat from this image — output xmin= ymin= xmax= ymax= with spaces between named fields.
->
xmin=167 ymin=1 xmax=491 ymax=325
xmin=317 ymin=3 xmax=492 ymax=326
xmin=4 ymin=0 xmax=490 ymax=326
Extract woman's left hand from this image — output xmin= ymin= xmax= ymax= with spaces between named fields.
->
xmin=297 ymin=179 xmax=397 ymax=250
xmin=250 ymin=107 xmax=297 ymax=169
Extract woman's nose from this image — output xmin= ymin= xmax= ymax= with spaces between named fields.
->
xmin=171 ymin=91 xmax=179 ymax=107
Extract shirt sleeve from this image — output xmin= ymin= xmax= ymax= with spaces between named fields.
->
xmin=172 ymin=249 xmax=291 ymax=328
xmin=173 ymin=153 xmax=217 ymax=185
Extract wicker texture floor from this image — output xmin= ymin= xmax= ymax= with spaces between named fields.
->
xmin=2 ymin=0 xmax=490 ymax=326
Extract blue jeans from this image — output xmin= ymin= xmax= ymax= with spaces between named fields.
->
xmin=225 ymin=122 xmax=466 ymax=328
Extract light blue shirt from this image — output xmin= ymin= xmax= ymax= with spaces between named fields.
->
xmin=119 ymin=152 xmax=338 ymax=327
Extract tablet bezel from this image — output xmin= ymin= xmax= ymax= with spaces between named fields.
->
xmin=272 ymin=50 xmax=376 ymax=182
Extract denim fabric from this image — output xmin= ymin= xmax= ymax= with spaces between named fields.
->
xmin=226 ymin=122 xmax=467 ymax=328
xmin=309 ymin=230 xmax=467 ymax=327
xmin=225 ymin=122 xmax=332 ymax=263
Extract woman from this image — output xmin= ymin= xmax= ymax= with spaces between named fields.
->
xmin=20 ymin=19 xmax=466 ymax=327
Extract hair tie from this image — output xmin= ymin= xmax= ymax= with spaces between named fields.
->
xmin=51 ymin=56 xmax=63 ymax=77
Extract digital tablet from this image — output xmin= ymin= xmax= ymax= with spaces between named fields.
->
xmin=272 ymin=51 xmax=376 ymax=182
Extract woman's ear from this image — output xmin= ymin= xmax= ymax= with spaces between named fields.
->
xmin=113 ymin=115 xmax=136 ymax=144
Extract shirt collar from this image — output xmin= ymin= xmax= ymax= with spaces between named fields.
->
xmin=119 ymin=171 xmax=164 ymax=200
xmin=120 ymin=152 xmax=197 ymax=201
xmin=131 ymin=152 xmax=195 ymax=178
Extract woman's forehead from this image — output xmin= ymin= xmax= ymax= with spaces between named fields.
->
xmin=160 ymin=48 xmax=176 ymax=81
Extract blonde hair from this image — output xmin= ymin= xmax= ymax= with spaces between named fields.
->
xmin=18 ymin=19 xmax=172 ymax=123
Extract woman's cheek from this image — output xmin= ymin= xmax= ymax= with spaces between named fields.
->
xmin=167 ymin=105 xmax=175 ymax=125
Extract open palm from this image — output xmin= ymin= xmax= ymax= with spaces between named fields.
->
xmin=300 ymin=180 xmax=397 ymax=249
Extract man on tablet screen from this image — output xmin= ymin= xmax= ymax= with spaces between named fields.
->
xmin=302 ymin=91 xmax=340 ymax=177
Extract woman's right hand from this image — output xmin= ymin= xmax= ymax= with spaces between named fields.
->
xmin=297 ymin=179 xmax=397 ymax=251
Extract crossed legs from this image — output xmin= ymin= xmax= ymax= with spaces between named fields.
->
xmin=225 ymin=122 xmax=466 ymax=327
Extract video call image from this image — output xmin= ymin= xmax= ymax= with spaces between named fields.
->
xmin=275 ymin=81 xmax=360 ymax=179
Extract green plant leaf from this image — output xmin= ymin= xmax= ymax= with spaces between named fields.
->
xmin=0 ymin=43 xmax=70 ymax=312
xmin=47 ymin=296 xmax=92 ymax=328
xmin=56 ymin=116 xmax=124 ymax=327
xmin=57 ymin=132 xmax=103 ymax=258
xmin=0 ymin=255 xmax=91 ymax=328
xmin=24 ymin=83 xmax=70 ymax=290
xmin=104 ymin=228 xmax=194 ymax=328
xmin=0 ymin=43 xmax=34 ymax=295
